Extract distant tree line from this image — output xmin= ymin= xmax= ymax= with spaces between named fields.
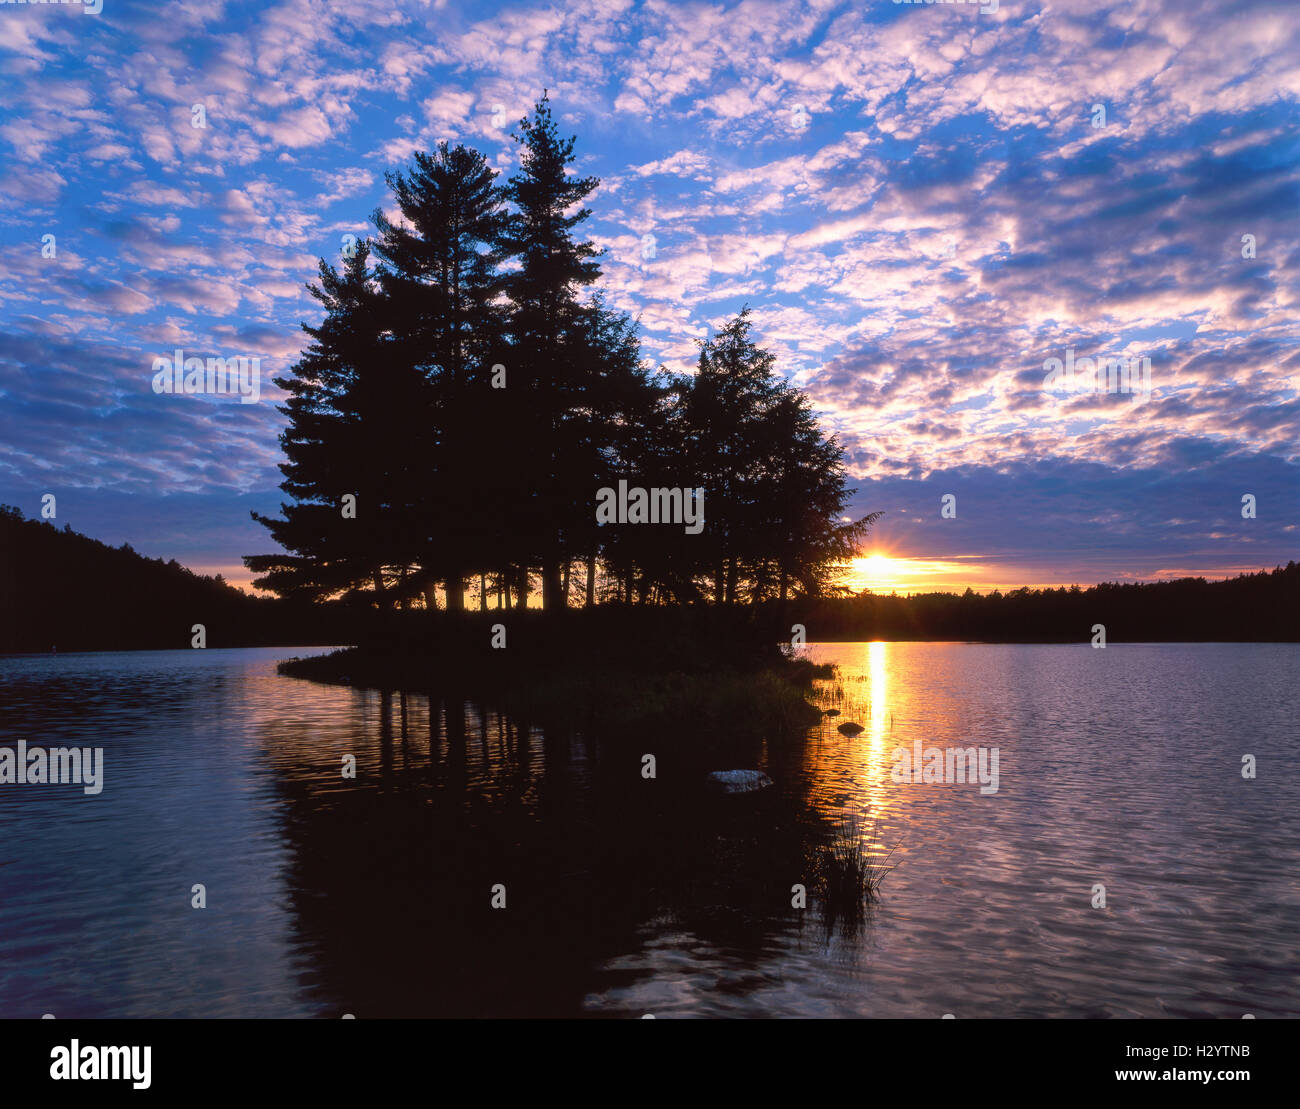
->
xmin=2 ymin=506 xmax=1293 ymax=651
xmin=782 ymin=564 xmax=1300 ymax=643
xmin=244 ymin=94 xmax=874 ymax=612
xmin=0 ymin=504 xmax=279 ymax=652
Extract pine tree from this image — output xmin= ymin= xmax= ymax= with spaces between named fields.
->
xmin=567 ymin=296 xmax=671 ymax=604
xmin=755 ymin=388 xmax=879 ymax=600
xmin=680 ymin=309 xmax=783 ymax=603
xmin=500 ymin=93 xmax=603 ymax=611
xmin=677 ymin=309 xmax=877 ymax=602
xmin=245 ymin=242 xmax=429 ymax=605
xmin=371 ymin=143 xmax=509 ymax=610
xmin=246 ymin=108 xmax=878 ymax=614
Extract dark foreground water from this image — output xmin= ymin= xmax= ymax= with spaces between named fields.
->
xmin=0 ymin=643 xmax=1295 ymax=1018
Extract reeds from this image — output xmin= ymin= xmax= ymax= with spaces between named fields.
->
xmin=820 ymin=812 xmax=898 ymax=908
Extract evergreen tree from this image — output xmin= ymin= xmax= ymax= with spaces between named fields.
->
xmin=246 ymin=242 xmax=430 ymax=605
xmin=500 ymin=93 xmax=603 ymax=610
xmin=246 ymin=103 xmax=879 ymax=614
xmin=755 ymin=388 xmax=879 ymax=599
xmin=680 ymin=309 xmax=784 ymax=603
xmin=371 ymin=143 xmax=509 ymax=610
xmin=676 ymin=309 xmax=876 ymax=602
xmin=572 ymin=297 xmax=674 ymax=604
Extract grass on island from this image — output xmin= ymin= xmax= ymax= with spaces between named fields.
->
xmin=499 ymin=657 xmax=829 ymax=743
xmin=278 ymin=612 xmax=833 ymax=748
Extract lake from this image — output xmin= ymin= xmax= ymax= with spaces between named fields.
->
xmin=0 ymin=643 xmax=1295 ymax=1018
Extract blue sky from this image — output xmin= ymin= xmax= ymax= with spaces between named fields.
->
xmin=1 ymin=0 xmax=1297 ymax=592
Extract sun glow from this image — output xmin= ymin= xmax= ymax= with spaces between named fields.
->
xmin=839 ymin=553 xmax=1000 ymax=595
xmin=846 ymin=554 xmax=913 ymax=593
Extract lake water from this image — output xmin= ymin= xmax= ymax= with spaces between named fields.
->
xmin=0 ymin=643 xmax=1295 ymax=1018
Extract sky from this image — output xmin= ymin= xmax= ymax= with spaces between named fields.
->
xmin=0 ymin=0 xmax=1297 ymax=595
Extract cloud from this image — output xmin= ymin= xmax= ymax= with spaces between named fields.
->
xmin=0 ymin=0 xmax=1295 ymax=584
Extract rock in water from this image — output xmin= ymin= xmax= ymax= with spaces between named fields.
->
xmin=824 ymin=708 xmax=840 ymax=717
xmin=836 ymin=722 xmax=865 ymax=736
xmin=707 ymin=770 xmax=773 ymax=794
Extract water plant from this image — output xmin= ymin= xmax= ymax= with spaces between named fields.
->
xmin=820 ymin=812 xmax=898 ymax=909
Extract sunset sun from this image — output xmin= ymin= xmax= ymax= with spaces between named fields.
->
xmin=847 ymin=553 xmax=910 ymax=592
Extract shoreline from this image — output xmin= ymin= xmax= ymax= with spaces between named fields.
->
xmin=278 ymin=643 xmax=831 ymax=748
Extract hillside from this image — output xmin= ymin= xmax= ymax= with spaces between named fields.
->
xmin=0 ymin=505 xmax=338 ymax=653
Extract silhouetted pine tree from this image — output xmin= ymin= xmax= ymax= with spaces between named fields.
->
xmin=755 ymin=388 xmax=879 ymax=599
xmin=499 ymin=93 xmax=603 ymax=611
xmin=677 ymin=309 xmax=876 ymax=602
xmin=680 ymin=309 xmax=784 ymax=603
xmin=568 ymin=296 xmax=671 ymax=604
xmin=370 ymin=142 xmax=509 ymax=610
xmin=245 ymin=98 xmax=880 ymax=614
xmin=246 ymin=242 xmax=430 ymax=605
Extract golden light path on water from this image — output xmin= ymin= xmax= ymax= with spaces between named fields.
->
xmin=867 ymin=640 xmax=888 ymax=815
xmin=817 ymin=639 xmax=900 ymax=867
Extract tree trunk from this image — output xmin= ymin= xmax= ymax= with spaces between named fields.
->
xmin=585 ymin=555 xmax=595 ymax=607
xmin=542 ymin=560 xmax=564 ymax=611
xmin=479 ymin=572 xmax=488 ymax=613
xmin=445 ymin=575 xmax=463 ymax=613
